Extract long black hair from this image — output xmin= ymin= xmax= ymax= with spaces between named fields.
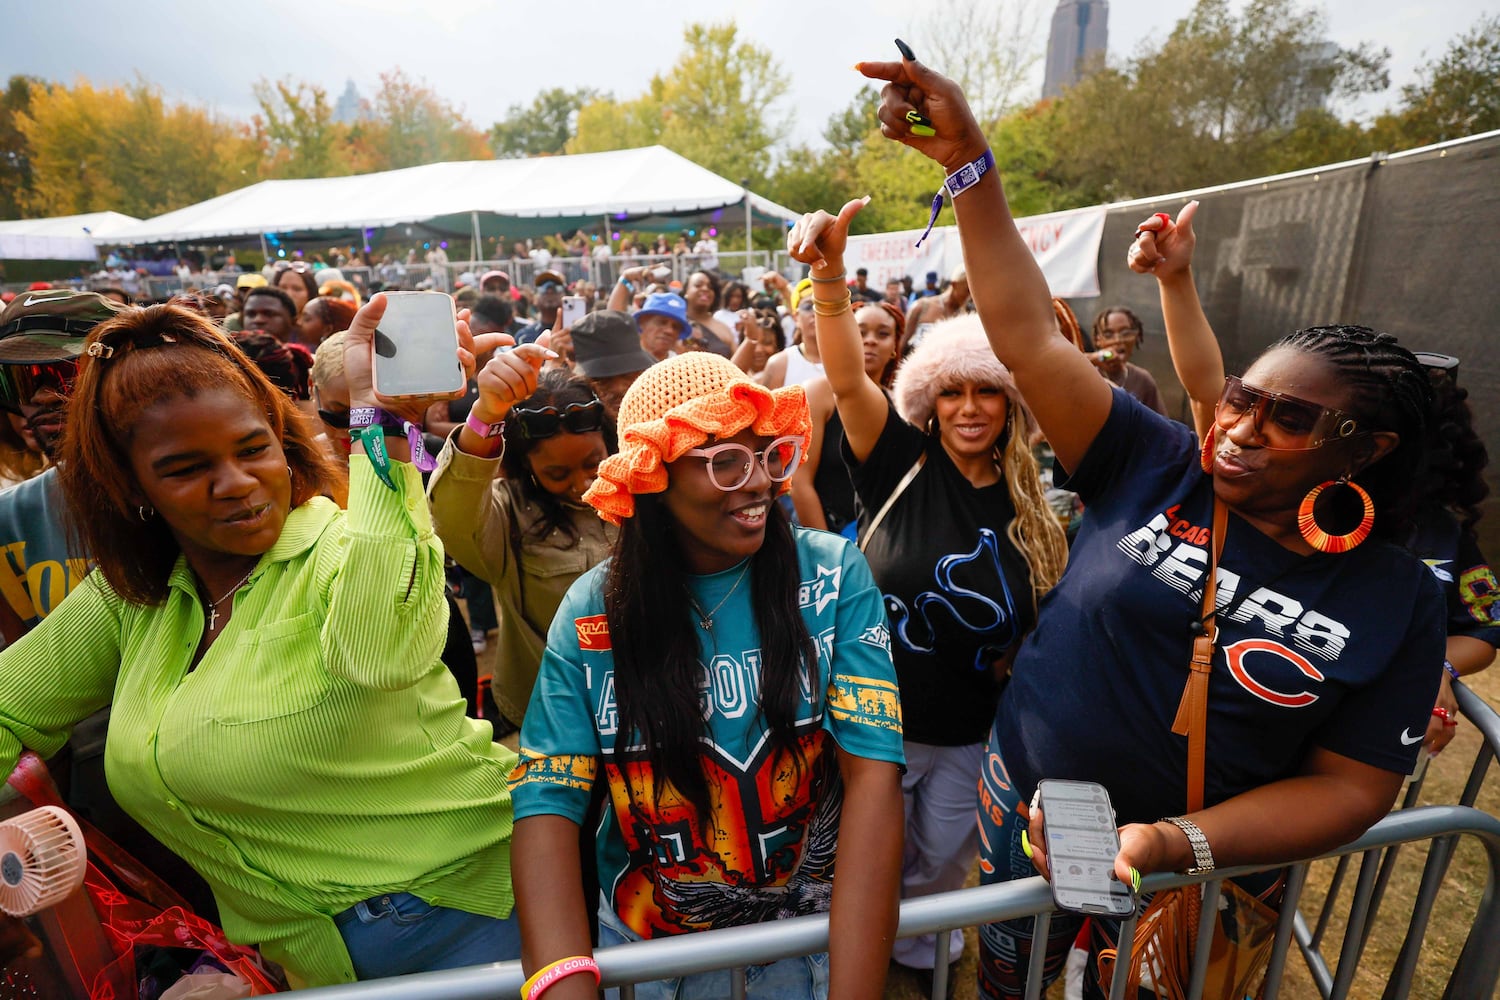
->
xmin=1421 ymin=368 xmax=1489 ymax=540
xmin=500 ymin=369 xmax=607 ymax=543
xmin=604 ymin=492 xmax=816 ymax=823
xmin=1275 ymin=325 xmax=1434 ymax=541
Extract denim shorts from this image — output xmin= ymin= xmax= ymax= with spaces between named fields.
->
xmin=595 ymin=900 xmax=828 ymax=1000
xmin=334 ymin=891 xmax=521 ymax=981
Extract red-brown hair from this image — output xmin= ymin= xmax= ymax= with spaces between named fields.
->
xmin=58 ymin=304 xmax=347 ymax=605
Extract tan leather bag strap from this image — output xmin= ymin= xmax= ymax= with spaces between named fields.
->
xmin=858 ymin=454 xmax=926 ymax=553
xmin=1171 ymin=498 xmax=1227 ymax=813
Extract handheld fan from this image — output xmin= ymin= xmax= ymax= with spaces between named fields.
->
xmin=0 ymin=805 xmax=87 ymax=917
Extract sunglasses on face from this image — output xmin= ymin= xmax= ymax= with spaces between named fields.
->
xmin=0 ymin=359 xmax=79 ymax=412
xmin=683 ymin=435 xmax=804 ymax=492
xmin=511 ymin=398 xmax=605 ymax=440
xmin=538 ymin=282 xmax=564 ymax=294
xmin=1095 ymin=328 xmax=1140 ymax=345
xmin=318 ymin=408 xmax=351 ymax=429
xmin=1214 ymin=375 xmax=1359 ymax=449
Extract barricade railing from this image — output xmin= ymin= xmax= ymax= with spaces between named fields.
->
xmin=1294 ymin=677 xmax=1499 ymax=1000
xmin=294 ymin=803 xmax=1500 ymax=1000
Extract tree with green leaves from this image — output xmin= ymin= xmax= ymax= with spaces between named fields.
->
xmin=357 ymin=69 xmax=490 ymax=171
xmin=1378 ymin=14 xmax=1500 ymax=145
xmin=490 ymin=87 xmax=597 ymax=158
xmin=252 ymin=78 xmax=347 ymax=179
xmin=569 ymin=22 xmax=790 ymax=187
xmin=1039 ymin=0 xmax=1390 ymax=202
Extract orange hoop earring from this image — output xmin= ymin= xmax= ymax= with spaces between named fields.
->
xmin=1298 ymin=476 xmax=1374 ymax=553
xmin=1199 ymin=425 xmax=1215 ymax=475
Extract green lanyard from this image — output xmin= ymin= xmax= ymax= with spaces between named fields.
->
xmin=354 ymin=426 xmax=398 ymax=491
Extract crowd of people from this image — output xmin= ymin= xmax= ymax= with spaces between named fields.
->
xmin=0 ymin=50 xmax=1493 ymax=1000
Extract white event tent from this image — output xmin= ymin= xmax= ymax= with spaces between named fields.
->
xmin=109 ymin=146 xmax=800 ymax=249
xmin=0 ymin=212 xmax=141 ymax=260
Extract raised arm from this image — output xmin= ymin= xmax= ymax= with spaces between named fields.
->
xmin=787 ymin=198 xmax=891 ymax=462
xmin=1129 ymin=201 xmax=1224 ymax=438
xmin=858 ymin=55 xmax=1111 ymax=471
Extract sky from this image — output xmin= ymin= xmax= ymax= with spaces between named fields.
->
xmin=4 ymin=0 xmax=1493 ymax=158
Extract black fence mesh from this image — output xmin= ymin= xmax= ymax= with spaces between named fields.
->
xmin=1069 ymin=134 xmax=1500 ymax=556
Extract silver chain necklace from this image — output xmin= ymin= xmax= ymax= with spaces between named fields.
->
xmin=203 ymin=566 xmax=256 ymax=632
xmin=687 ymin=562 xmax=750 ymax=631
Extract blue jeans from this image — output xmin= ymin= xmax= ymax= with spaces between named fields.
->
xmin=597 ymin=900 xmax=829 ymax=1000
xmin=335 ymin=892 xmax=521 ymax=980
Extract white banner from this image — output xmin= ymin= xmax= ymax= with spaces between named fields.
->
xmin=842 ymin=204 xmax=1108 ymax=300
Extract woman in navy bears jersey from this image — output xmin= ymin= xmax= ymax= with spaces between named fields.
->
xmin=857 ymin=53 xmax=1445 ymax=998
xmin=509 ymin=352 xmax=905 ymax=1000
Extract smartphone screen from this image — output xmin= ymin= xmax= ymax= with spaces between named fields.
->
xmin=742 ymin=265 xmax=767 ymax=292
xmin=651 ymin=265 xmax=672 ymax=282
xmin=371 ymin=291 xmax=465 ymax=400
xmin=561 ymin=295 xmax=587 ymax=328
xmin=1038 ymin=779 xmax=1135 ymax=917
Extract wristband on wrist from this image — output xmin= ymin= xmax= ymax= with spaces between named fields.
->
xmin=913 ymin=148 xmax=996 ymax=249
xmin=1444 ymin=660 xmax=1461 ymax=681
xmin=1161 ymin=816 xmax=1215 ymax=875
xmin=465 ymin=410 xmax=505 ymax=440
xmin=809 ymin=272 xmax=847 ymax=284
xmin=349 ymin=407 xmax=436 ymax=481
xmin=522 ymin=955 xmax=600 ymax=1000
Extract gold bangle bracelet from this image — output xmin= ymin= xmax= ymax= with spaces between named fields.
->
xmin=813 ymin=296 xmax=852 ymax=317
xmin=809 ymin=272 xmax=847 ymax=284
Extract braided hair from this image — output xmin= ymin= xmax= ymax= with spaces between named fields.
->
xmin=1273 ymin=325 xmax=1434 ymax=541
xmin=1421 ymin=369 xmax=1489 ymax=539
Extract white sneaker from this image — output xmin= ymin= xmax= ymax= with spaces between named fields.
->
xmin=470 ymin=628 xmax=486 ymax=653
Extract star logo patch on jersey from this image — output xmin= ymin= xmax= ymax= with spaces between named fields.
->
xmin=799 ymin=564 xmax=842 ymax=615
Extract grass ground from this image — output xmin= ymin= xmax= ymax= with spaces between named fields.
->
xmin=471 ymin=628 xmax=1500 ymax=999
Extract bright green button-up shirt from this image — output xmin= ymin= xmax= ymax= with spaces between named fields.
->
xmin=0 ymin=457 xmax=516 ymax=988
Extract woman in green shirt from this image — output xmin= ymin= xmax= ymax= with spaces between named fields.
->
xmin=0 ymin=297 xmax=520 ymax=988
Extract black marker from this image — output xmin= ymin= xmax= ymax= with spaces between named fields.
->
xmin=894 ymin=38 xmax=916 ymax=61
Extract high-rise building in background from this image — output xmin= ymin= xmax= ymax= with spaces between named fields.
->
xmin=1043 ymin=0 xmax=1109 ymax=99
xmin=333 ymin=80 xmax=365 ymax=125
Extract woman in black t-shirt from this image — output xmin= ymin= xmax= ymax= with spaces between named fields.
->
xmin=789 ymin=205 xmax=1068 ymax=976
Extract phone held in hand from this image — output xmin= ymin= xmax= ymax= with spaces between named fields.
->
xmin=651 ymin=265 xmax=672 ymax=283
xmin=371 ymin=291 xmax=466 ymax=401
xmin=1037 ymin=779 xmax=1135 ymax=917
xmin=561 ymin=295 xmax=587 ymax=328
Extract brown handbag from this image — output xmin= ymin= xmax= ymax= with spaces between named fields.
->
xmin=1097 ymin=499 xmax=1280 ymax=1000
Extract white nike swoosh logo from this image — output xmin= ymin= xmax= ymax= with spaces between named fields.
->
xmin=1400 ymin=729 xmax=1424 ymax=745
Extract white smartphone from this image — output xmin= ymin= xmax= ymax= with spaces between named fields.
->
xmin=741 ymin=265 xmax=767 ymax=292
xmin=651 ymin=265 xmax=672 ymax=282
xmin=371 ymin=291 xmax=466 ymax=400
xmin=1037 ymin=779 xmax=1135 ymax=917
xmin=561 ymin=295 xmax=587 ymax=328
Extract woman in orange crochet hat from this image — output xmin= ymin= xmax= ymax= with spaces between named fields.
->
xmin=510 ymin=352 xmax=908 ymax=999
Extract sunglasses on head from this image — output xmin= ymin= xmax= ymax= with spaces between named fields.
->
xmin=538 ymin=282 xmax=564 ymax=293
xmin=0 ymin=359 xmax=79 ymax=413
xmin=511 ymin=398 xmax=605 ymax=440
xmin=1214 ymin=375 xmax=1360 ymax=449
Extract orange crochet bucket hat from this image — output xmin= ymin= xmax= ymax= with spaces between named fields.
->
xmin=583 ymin=353 xmax=810 ymax=525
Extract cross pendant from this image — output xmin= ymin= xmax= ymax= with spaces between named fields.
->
xmin=208 ymin=607 xmax=219 ymax=632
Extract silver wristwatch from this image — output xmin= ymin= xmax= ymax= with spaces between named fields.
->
xmin=1163 ymin=816 xmax=1215 ymax=875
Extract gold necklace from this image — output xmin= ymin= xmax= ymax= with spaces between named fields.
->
xmin=688 ymin=561 xmax=750 ymax=631
xmin=203 ymin=566 xmax=257 ymax=632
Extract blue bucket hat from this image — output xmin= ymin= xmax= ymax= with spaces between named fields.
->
xmin=636 ymin=292 xmax=689 ymax=339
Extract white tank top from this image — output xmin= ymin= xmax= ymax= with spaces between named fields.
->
xmin=781 ymin=344 xmax=825 ymax=387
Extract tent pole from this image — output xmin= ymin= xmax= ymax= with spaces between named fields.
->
xmin=470 ymin=212 xmax=481 ymax=266
xmin=743 ymin=180 xmax=752 ymax=260
xmin=259 ymin=232 xmax=269 ymax=265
